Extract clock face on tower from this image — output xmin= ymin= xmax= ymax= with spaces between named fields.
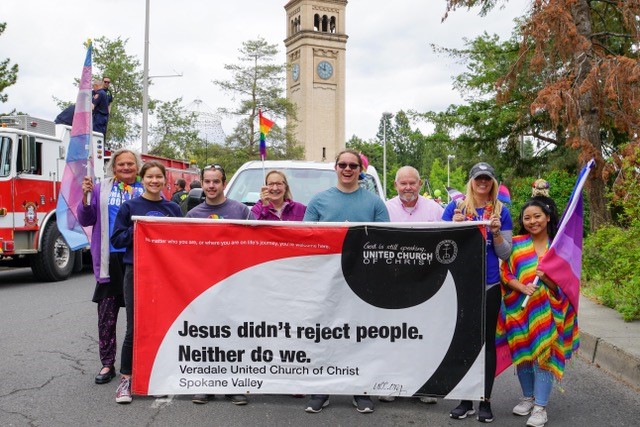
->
xmin=292 ymin=63 xmax=300 ymax=82
xmin=317 ymin=60 xmax=333 ymax=80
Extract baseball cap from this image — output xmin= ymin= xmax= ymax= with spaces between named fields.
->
xmin=468 ymin=162 xmax=496 ymax=180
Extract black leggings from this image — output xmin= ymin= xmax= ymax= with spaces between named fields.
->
xmin=484 ymin=284 xmax=501 ymax=400
xmin=120 ymin=264 xmax=134 ymax=375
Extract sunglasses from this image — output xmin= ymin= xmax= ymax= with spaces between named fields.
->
xmin=337 ymin=162 xmax=360 ymax=170
xmin=103 ymin=80 xmax=111 ymax=84
xmin=203 ymin=164 xmax=226 ymax=181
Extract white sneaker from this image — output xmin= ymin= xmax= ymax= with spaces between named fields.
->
xmin=526 ymin=405 xmax=548 ymax=427
xmin=419 ymin=396 xmax=437 ymax=404
xmin=513 ymin=397 xmax=535 ymax=416
xmin=378 ymin=395 xmax=396 ymax=402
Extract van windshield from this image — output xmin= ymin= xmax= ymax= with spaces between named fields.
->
xmin=226 ymin=168 xmax=381 ymax=206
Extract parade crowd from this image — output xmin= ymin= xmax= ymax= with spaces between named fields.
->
xmin=78 ymin=148 xmax=578 ymax=427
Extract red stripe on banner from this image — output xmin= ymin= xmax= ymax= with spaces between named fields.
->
xmin=132 ymin=221 xmax=347 ymax=394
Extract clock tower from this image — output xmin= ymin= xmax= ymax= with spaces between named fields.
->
xmin=284 ymin=0 xmax=348 ymax=162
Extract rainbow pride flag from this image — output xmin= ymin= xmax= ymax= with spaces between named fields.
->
xmin=56 ymin=41 xmax=94 ymax=250
xmin=259 ymin=110 xmax=274 ymax=161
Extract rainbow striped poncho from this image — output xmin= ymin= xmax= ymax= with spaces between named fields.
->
xmin=497 ymin=234 xmax=579 ymax=380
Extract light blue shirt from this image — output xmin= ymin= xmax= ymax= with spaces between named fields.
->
xmin=303 ymin=187 xmax=389 ymax=223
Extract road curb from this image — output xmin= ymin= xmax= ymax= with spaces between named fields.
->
xmin=578 ymin=330 xmax=640 ymax=391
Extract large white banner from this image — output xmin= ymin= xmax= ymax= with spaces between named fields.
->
xmin=132 ymin=219 xmax=487 ymax=400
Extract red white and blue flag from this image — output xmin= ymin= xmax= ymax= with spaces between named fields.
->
xmin=56 ymin=41 xmax=94 ymax=250
xmin=537 ymin=159 xmax=595 ymax=311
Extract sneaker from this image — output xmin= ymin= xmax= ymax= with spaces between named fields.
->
xmin=225 ymin=394 xmax=248 ymax=405
xmin=477 ymin=400 xmax=494 ymax=423
xmin=526 ymin=405 xmax=548 ymax=427
xmin=305 ymin=395 xmax=329 ymax=413
xmin=352 ymin=395 xmax=374 ymax=413
xmin=378 ymin=395 xmax=396 ymax=402
xmin=513 ymin=397 xmax=535 ymax=416
xmin=115 ymin=377 xmax=132 ymax=404
xmin=419 ymin=396 xmax=438 ymax=404
xmin=450 ymin=400 xmax=475 ymax=419
xmin=192 ymin=394 xmax=209 ymax=404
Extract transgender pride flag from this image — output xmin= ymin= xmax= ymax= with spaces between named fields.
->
xmin=536 ymin=158 xmax=595 ymax=311
xmin=56 ymin=41 xmax=93 ymax=250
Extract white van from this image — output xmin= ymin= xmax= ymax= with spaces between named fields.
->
xmin=225 ymin=160 xmax=385 ymax=206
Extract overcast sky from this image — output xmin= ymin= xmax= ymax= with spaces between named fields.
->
xmin=2 ymin=0 xmax=528 ymax=143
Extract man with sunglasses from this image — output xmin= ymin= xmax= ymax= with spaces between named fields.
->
xmin=304 ymin=149 xmax=389 ymax=223
xmin=185 ymin=164 xmax=253 ymax=221
xmin=303 ymin=149 xmax=389 ymax=415
xmin=102 ymin=76 xmax=113 ymax=111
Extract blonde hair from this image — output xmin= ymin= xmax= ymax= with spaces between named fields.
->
xmin=265 ymin=170 xmax=293 ymax=201
xmin=458 ymin=176 xmax=503 ymax=219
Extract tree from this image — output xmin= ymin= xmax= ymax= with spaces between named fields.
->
xmin=444 ymin=0 xmax=640 ymax=230
xmin=0 ymin=23 xmax=18 ymax=103
xmin=213 ymin=38 xmax=301 ymax=160
xmin=55 ymin=37 xmax=146 ymax=149
xmin=149 ymin=98 xmax=199 ymax=160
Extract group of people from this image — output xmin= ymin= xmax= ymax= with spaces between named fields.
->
xmin=78 ymin=148 xmax=577 ymax=427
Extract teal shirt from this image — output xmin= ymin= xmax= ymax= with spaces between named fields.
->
xmin=303 ymin=187 xmax=389 ymax=223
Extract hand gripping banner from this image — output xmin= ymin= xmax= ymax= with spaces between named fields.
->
xmin=132 ymin=219 xmax=487 ymax=400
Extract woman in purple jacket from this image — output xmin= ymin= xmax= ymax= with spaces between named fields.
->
xmin=251 ymin=170 xmax=306 ymax=221
xmin=77 ymin=148 xmax=143 ymax=385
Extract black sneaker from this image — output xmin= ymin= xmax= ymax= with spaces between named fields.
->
xmin=305 ymin=395 xmax=329 ymax=413
xmin=225 ymin=394 xmax=248 ymax=405
xmin=450 ymin=400 xmax=475 ymax=419
xmin=192 ymin=394 xmax=210 ymax=404
xmin=477 ymin=400 xmax=494 ymax=423
xmin=352 ymin=395 xmax=374 ymax=413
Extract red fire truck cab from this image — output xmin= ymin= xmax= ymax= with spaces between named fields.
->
xmin=0 ymin=115 xmax=199 ymax=281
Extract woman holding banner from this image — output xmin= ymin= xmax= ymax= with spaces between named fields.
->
xmin=251 ymin=170 xmax=306 ymax=221
xmin=442 ymin=162 xmax=513 ymax=423
xmin=498 ymin=198 xmax=578 ymax=427
xmin=110 ymin=161 xmax=182 ymax=403
xmin=78 ymin=149 xmax=143 ymax=386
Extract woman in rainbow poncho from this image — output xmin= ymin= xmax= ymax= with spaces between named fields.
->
xmin=498 ymin=198 xmax=579 ymax=427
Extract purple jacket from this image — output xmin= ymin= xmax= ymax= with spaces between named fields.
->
xmin=77 ymin=179 xmax=112 ymax=283
xmin=251 ymin=199 xmax=306 ymax=221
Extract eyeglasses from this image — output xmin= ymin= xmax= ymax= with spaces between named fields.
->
xmin=266 ymin=182 xmax=285 ymax=187
xmin=337 ymin=162 xmax=360 ymax=170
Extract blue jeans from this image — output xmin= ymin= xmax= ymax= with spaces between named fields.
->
xmin=516 ymin=362 xmax=554 ymax=406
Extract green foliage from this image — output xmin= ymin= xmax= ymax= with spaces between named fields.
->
xmin=149 ymin=98 xmax=199 ymax=160
xmin=214 ymin=38 xmax=299 ymax=159
xmin=582 ymin=222 xmax=640 ymax=321
xmin=507 ymin=169 xmax=580 ymax=232
xmin=0 ymin=22 xmax=19 ymax=103
xmin=608 ymin=143 xmax=640 ymax=227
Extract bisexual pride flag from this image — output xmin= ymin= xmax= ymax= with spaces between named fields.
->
xmin=56 ymin=41 xmax=94 ymax=250
xmin=537 ymin=159 xmax=595 ymax=311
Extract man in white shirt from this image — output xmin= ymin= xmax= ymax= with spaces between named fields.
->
xmin=385 ymin=166 xmax=444 ymax=222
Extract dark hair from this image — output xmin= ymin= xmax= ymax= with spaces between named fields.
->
xmin=335 ymin=149 xmax=363 ymax=169
xmin=140 ymin=161 xmax=167 ymax=179
xmin=189 ymin=180 xmax=201 ymax=189
xmin=517 ymin=198 xmax=559 ymax=240
xmin=175 ymin=178 xmax=186 ymax=189
xmin=202 ymin=164 xmax=226 ymax=183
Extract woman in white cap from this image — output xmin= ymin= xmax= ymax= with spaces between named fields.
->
xmin=442 ymin=162 xmax=513 ymax=423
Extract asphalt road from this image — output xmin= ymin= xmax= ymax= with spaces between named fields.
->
xmin=1 ymin=267 xmax=639 ymax=426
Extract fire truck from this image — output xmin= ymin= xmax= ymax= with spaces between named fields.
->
xmin=0 ymin=115 xmax=199 ymax=281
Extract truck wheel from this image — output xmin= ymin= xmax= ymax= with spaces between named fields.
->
xmin=30 ymin=220 xmax=75 ymax=282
